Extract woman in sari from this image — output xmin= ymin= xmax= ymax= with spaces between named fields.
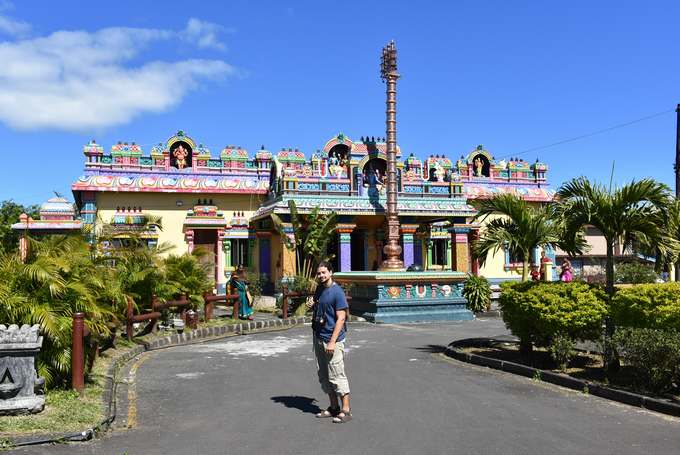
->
xmin=230 ymin=271 xmax=254 ymax=320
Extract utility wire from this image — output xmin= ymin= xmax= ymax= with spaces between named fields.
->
xmin=498 ymin=108 xmax=675 ymax=161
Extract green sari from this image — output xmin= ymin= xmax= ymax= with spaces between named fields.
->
xmin=231 ymin=277 xmax=253 ymax=318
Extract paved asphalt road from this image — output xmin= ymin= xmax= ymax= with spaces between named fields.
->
xmin=13 ymin=319 xmax=680 ymax=455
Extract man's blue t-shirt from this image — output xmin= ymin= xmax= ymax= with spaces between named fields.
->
xmin=313 ymin=282 xmax=348 ymax=342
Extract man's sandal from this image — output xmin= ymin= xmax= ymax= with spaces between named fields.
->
xmin=316 ymin=407 xmax=340 ymax=418
xmin=332 ymin=409 xmax=352 ymax=424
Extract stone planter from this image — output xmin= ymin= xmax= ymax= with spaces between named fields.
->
xmin=0 ymin=324 xmax=45 ymax=415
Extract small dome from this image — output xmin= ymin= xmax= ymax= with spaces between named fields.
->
xmin=39 ymin=197 xmax=76 ymax=220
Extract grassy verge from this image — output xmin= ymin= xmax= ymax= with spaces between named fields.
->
xmin=0 ymin=354 xmax=109 ymax=436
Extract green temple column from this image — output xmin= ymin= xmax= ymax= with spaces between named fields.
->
xmin=446 ymin=239 xmax=453 ymax=270
xmin=426 ymin=239 xmax=433 ymax=269
xmin=224 ymin=239 xmax=232 ymax=272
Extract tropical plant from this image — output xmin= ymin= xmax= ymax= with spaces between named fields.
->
xmin=472 ymin=193 xmax=586 ymax=281
xmin=614 ymin=262 xmax=658 ymax=284
xmin=162 ymin=252 xmax=213 ymax=309
xmin=555 ymin=177 xmax=678 ymax=298
xmin=610 ymin=282 xmax=680 ymax=331
xmin=613 ymin=327 xmax=680 ymax=393
xmin=499 ymin=281 xmax=608 ymax=356
xmin=555 ymin=177 xmax=680 ymax=369
xmin=0 ymin=199 xmax=39 ymax=253
xmin=271 ymin=200 xmax=337 ymax=281
xmin=549 ymin=333 xmax=576 ymax=372
xmin=0 ymin=235 xmax=115 ymax=387
xmin=462 ymin=274 xmax=491 ymax=313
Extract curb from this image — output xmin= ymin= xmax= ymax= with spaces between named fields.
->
xmin=444 ymin=338 xmax=680 ymax=418
xmin=4 ymin=316 xmax=312 ymax=449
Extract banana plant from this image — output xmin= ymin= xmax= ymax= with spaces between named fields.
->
xmin=272 ymin=200 xmax=337 ymax=283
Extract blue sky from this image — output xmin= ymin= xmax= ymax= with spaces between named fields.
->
xmin=1 ymin=0 xmax=679 ymax=204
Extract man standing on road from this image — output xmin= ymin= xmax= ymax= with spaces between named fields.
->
xmin=306 ymin=261 xmax=352 ymax=423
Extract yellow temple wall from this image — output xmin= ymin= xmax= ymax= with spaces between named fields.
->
xmin=95 ymin=192 xmax=263 ymax=256
xmin=475 ymin=213 xmax=523 ymax=281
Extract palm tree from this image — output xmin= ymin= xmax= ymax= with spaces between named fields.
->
xmin=0 ymin=235 xmax=115 ymax=387
xmin=556 ymin=177 xmax=679 ymax=370
xmin=472 ymin=193 xmax=585 ymax=281
xmin=556 ymin=177 xmax=678 ymax=298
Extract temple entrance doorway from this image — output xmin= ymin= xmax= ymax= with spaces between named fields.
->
xmin=193 ymin=230 xmax=217 ymax=283
xmin=351 ymin=230 xmax=367 ymax=271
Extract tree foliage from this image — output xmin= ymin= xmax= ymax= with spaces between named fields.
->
xmin=555 ymin=177 xmax=678 ymax=297
xmin=271 ymin=200 xmax=337 ymax=282
xmin=0 ymin=199 xmax=39 ymax=253
xmin=472 ymin=194 xmax=586 ymax=281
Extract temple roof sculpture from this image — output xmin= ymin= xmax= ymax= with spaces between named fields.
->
xmin=72 ymin=131 xmax=553 ymax=204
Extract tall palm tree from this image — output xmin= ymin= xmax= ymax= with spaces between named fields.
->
xmin=473 ymin=193 xmax=585 ymax=281
xmin=556 ymin=177 xmax=679 ymax=298
xmin=556 ymin=177 xmax=679 ymax=370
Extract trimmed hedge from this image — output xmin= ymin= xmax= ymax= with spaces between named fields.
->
xmin=611 ymin=283 xmax=680 ymax=331
xmin=499 ymin=281 xmax=608 ymax=347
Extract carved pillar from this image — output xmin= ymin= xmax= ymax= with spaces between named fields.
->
xmin=337 ymin=224 xmax=355 ymax=272
xmin=248 ymin=230 xmax=256 ymax=270
xmin=216 ymin=229 xmax=226 ymax=292
xmin=470 ymin=229 xmax=480 ymax=276
xmin=450 ymin=226 xmax=470 ymax=273
xmin=224 ymin=238 xmax=232 ymax=271
xmin=446 ymin=239 xmax=453 ymax=270
xmin=280 ymin=223 xmax=297 ymax=276
xmin=185 ymin=229 xmax=194 ymax=254
xmin=413 ymin=233 xmax=423 ymax=267
xmin=400 ymin=224 xmax=418 ymax=268
xmin=375 ymin=229 xmax=385 ymax=266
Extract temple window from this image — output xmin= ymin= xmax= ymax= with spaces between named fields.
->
xmin=504 ymin=246 xmax=524 ymax=269
xmin=431 ymin=239 xmax=448 ymax=267
xmin=230 ymin=239 xmax=249 ymax=268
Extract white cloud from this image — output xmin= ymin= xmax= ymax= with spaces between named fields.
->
xmin=0 ymin=14 xmax=30 ymax=37
xmin=0 ymin=20 xmax=235 ymax=131
xmin=181 ymin=18 xmax=227 ymax=51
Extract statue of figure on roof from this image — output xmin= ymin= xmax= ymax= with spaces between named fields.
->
xmin=473 ymin=157 xmax=484 ymax=177
xmin=173 ymin=144 xmax=189 ymax=169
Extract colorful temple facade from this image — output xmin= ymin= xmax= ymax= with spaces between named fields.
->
xmin=66 ymin=130 xmax=554 ymax=294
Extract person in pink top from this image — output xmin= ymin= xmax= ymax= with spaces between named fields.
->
xmin=560 ymin=259 xmax=573 ymax=282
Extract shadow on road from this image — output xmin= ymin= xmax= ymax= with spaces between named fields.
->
xmin=412 ymin=344 xmax=447 ymax=353
xmin=271 ymin=395 xmax=321 ymax=415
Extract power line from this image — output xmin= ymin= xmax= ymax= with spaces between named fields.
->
xmin=499 ymin=108 xmax=676 ymax=161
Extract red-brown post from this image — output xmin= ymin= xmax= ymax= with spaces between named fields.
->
xmin=72 ymin=312 xmax=85 ymax=393
xmin=282 ymin=286 xmax=289 ymax=319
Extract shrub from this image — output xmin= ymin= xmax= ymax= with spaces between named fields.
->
xmin=610 ymin=283 xmax=680 ymax=331
xmin=462 ymin=274 xmax=491 ymax=313
xmin=499 ymin=281 xmax=608 ymax=354
xmin=549 ymin=333 xmax=576 ymax=372
xmin=613 ymin=328 xmax=680 ymax=393
xmin=615 ymin=262 xmax=658 ymax=284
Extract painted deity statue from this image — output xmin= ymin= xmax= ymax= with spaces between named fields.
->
xmin=434 ymin=162 xmax=445 ymax=182
xmin=173 ymin=144 xmax=189 ymax=169
xmin=473 ymin=157 xmax=483 ymax=177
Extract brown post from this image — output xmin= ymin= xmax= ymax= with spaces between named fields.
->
xmin=379 ymin=41 xmax=404 ymax=270
xmin=282 ymin=286 xmax=289 ymax=319
xmin=232 ymin=294 xmax=240 ymax=320
xmin=203 ymin=292 xmax=214 ymax=322
xmin=72 ymin=312 xmax=85 ymax=393
xmin=126 ymin=296 xmax=134 ymax=341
